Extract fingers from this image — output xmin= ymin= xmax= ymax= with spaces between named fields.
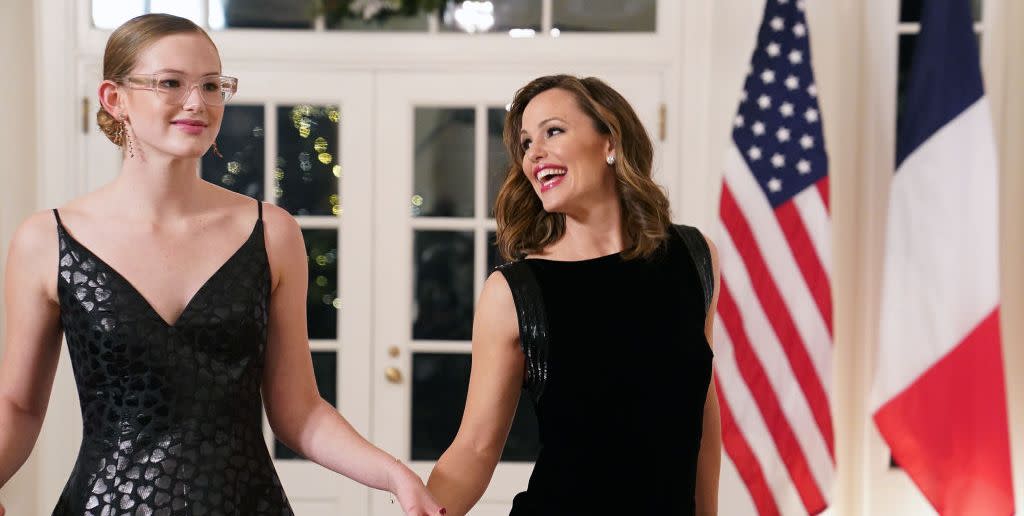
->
xmin=404 ymin=504 xmax=446 ymax=516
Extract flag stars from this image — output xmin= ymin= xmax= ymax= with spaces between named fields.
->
xmin=758 ymin=94 xmax=773 ymax=110
xmin=776 ymin=127 xmax=791 ymax=142
xmin=771 ymin=153 xmax=786 ymax=168
xmin=780 ymin=102 xmax=795 ymax=117
xmin=797 ymin=0 xmax=807 ymax=11
xmin=766 ymin=42 xmax=781 ymax=57
xmin=788 ymin=49 xmax=804 ymax=65
xmin=767 ymin=177 xmax=783 ymax=192
xmin=778 ymin=0 xmax=789 ymax=4
xmin=748 ymin=146 xmax=763 ymax=161
xmin=734 ymin=114 xmax=745 ymax=128
xmin=740 ymin=89 xmax=748 ymax=102
xmin=793 ymin=22 xmax=807 ymax=37
xmin=770 ymin=17 xmax=785 ymax=31
xmin=797 ymin=159 xmax=812 ymax=174
xmin=807 ymin=83 xmax=818 ymax=97
xmin=805 ymin=108 xmax=819 ymax=123
xmin=800 ymin=134 xmax=815 ymax=149
xmin=761 ymin=69 xmax=776 ymax=84
xmin=752 ymin=121 xmax=766 ymax=136
xmin=785 ymin=75 xmax=800 ymax=90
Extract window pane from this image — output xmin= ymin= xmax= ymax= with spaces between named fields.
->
xmin=210 ymin=0 xmax=315 ymax=29
xmin=276 ymin=105 xmax=341 ymax=216
xmin=487 ymin=230 xmax=503 ymax=277
xmin=412 ymin=353 xmax=540 ymax=461
xmin=413 ymin=108 xmax=475 ymax=218
xmin=303 ymin=229 xmax=339 ymax=340
xmin=275 ymin=351 xmax=337 ymax=459
xmin=149 ymin=0 xmax=204 ymax=25
xmin=440 ymin=0 xmax=541 ymax=33
xmin=900 ymin=0 xmax=983 ymax=22
xmin=552 ymin=0 xmax=656 ymax=32
xmin=328 ymin=9 xmax=430 ymax=31
xmin=202 ymin=105 xmax=265 ymax=199
xmin=487 ymin=108 xmax=508 ymax=217
xmin=92 ymin=0 xmax=145 ymax=29
xmin=413 ymin=230 xmax=474 ymax=341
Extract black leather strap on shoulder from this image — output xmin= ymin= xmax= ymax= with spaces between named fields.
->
xmin=496 ymin=260 xmax=550 ymax=404
xmin=673 ymin=224 xmax=714 ymax=315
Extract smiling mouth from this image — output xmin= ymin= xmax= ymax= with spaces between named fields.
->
xmin=536 ymin=167 xmax=567 ymax=189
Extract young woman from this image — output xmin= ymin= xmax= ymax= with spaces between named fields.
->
xmin=427 ymin=75 xmax=722 ymax=515
xmin=0 ymin=14 xmax=443 ymax=515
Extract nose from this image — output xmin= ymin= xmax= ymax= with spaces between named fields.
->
xmin=181 ymin=84 xmax=205 ymax=110
xmin=525 ymin=140 xmax=546 ymax=163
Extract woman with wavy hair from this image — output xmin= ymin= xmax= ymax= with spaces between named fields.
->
xmin=427 ymin=74 xmax=722 ymax=515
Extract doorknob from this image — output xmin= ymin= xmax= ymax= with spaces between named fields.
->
xmin=385 ymin=367 xmax=403 ymax=384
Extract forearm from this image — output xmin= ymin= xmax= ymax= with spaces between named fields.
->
xmin=272 ymin=397 xmax=403 ymax=491
xmin=427 ymin=442 xmax=500 ymax=516
xmin=695 ymin=393 xmax=722 ymax=515
xmin=0 ymin=397 xmax=44 ymax=488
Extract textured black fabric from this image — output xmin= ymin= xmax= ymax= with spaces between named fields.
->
xmin=674 ymin=224 xmax=715 ymax=315
xmin=494 ymin=261 xmax=550 ymax=405
xmin=500 ymin=228 xmax=713 ymax=515
xmin=51 ymin=201 xmax=293 ymax=516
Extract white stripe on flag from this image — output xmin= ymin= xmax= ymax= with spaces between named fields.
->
xmin=724 ymin=144 xmax=834 ymax=389
xmin=717 ymin=227 xmax=835 ymax=494
xmin=714 ymin=322 xmax=809 ymax=516
xmin=793 ymin=187 xmax=832 ymax=280
xmin=873 ymin=97 xmax=1001 ymax=409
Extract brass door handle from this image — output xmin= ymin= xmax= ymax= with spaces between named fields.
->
xmin=385 ymin=367 xmax=403 ymax=384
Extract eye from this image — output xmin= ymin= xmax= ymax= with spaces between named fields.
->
xmin=158 ymin=78 xmax=182 ymax=89
xmin=202 ymin=81 xmax=220 ymax=92
xmin=520 ymin=139 xmax=532 ymax=151
xmin=546 ymin=127 xmax=564 ymax=137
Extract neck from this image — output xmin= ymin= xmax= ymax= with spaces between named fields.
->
xmin=559 ymin=196 xmax=627 ymax=258
xmin=108 ymin=153 xmax=207 ymax=221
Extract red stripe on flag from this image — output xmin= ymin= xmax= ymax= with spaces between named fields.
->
xmin=717 ymin=379 xmax=782 ymax=516
xmin=718 ymin=281 xmax=827 ymax=512
xmin=774 ymin=200 xmax=834 ymax=335
xmin=874 ymin=308 xmax=1015 ymax=516
xmin=720 ymin=184 xmax=835 ymax=454
xmin=816 ymin=176 xmax=830 ymax=213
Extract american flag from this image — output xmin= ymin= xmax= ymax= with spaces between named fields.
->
xmin=713 ymin=0 xmax=834 ymax=514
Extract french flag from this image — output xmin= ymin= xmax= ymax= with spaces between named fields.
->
xmin=871 ymin=0 xmax=1015 ymax=514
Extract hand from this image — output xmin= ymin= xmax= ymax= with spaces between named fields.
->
xmin=1 ymin=500 xmax=6 ymax=516
xmin=387 ymin=462 xmax=446 ymax=516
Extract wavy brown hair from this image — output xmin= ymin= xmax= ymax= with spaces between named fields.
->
xmin=97 ymin=13 xmax=217 ymax=146
xmin=494 ymin=74 xmax=672 ymax=261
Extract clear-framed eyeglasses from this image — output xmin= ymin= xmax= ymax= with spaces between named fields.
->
xmin=123 ymin=72 xmax=239 ymax=106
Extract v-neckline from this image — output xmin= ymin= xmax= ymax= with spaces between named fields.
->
xmin=56 ymin=216 xmax=261 ymax=329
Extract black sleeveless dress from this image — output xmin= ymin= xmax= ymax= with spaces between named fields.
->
xmin=498 ymin=225 xmax=714 ymax=516
xmin=51 ymin=200 xmax=293 ymax=515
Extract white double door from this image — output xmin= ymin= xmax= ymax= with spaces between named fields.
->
xmin=72 ymin=67 xmax=662 ymax=515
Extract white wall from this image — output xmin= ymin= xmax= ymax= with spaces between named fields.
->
xmin=0 ymin=1 xmax=39 ymax=514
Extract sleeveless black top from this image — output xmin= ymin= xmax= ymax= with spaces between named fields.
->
xmin=51 ymin=201 xmax=293 ymax=516
xmin=499 ymin=225 xmax=714 ymax=516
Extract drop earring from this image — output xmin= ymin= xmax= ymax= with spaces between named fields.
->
xmin=121 ymin=117 xmax=135 ymax=158
xmin=211 ymin=142 xmax=223 ymax=158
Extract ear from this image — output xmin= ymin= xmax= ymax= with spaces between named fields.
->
xmin=604 ymin=137 xmax=616 ymax=159
xmin=98 ymin=80 xmax=125 ymax=120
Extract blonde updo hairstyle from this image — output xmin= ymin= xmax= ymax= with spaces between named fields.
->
xmin=97 ymin=13 xmax=218 ymax=146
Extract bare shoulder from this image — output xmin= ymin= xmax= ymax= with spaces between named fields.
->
xmin=7 ymin=210 xmax=62 ymax=300
xmin=475 ymin=270 xmax=519 ymax=345
xmin=257 ymin=203 xmax=304 ymax=288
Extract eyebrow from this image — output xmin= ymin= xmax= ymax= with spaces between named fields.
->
xmin=520 ymin=117 xmax=566 ymax=135
xmin=146 ymin=68 xmax=222 ymax=76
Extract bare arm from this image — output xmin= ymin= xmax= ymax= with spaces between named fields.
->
xmin=258 ymin=205 xmax=442 ymax=515
xmin=0 ymin=212 xmax=64 ymax=490
xmin=695 ymin=233 xmax=722 ymax=516
xmin=427 ymin=271 xmax=524 ymax=516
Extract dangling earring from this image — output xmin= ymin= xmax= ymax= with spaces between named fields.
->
xmin=606 ymin=154 xmax=616 ymax=165
xmin=121 ymin=117 xmax=135 ymax=159
xmin=211 ymin=142 xmax=223 ymax=158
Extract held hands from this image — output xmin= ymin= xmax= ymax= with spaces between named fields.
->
xmin=387 ymin=460 xmax=446 ymax=516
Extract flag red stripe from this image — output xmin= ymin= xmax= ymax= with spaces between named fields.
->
xmin=774 ymin=200 xmax=834 ymax=336
xmin=717 ymin=381 xmax=782 ymax=516
xmin=718 ymin=281 xmax=827 ymax=512
xmin=720 ymin=184 xmax=835 ymax=454
xmin=816 ymin=176 xmax=830 ymax=213
xmin=874 ymin=308 xmax=1014 ymax=516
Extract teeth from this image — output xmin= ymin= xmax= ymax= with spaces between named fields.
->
xmin=537 ymin=168 xmax=566 ymax=182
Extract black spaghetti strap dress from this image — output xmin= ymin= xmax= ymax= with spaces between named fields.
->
xmin=498 ymin=225 xmax=715 ymax=515
xmin=50 ymin=200 xmax=293 ymax=515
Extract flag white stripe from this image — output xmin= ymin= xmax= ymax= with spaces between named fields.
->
xmin=872 ymin=98 xmax=1001 ymax=410
xmin=793 ymin=187 xmax=833 ymax=280
xmin=714 ymin=323 xmax=810 ymax=515
xmin=717 ymin=227 xmax=836 ymax=494
xmin=723 ymin=144 xmax=834 ymax=393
